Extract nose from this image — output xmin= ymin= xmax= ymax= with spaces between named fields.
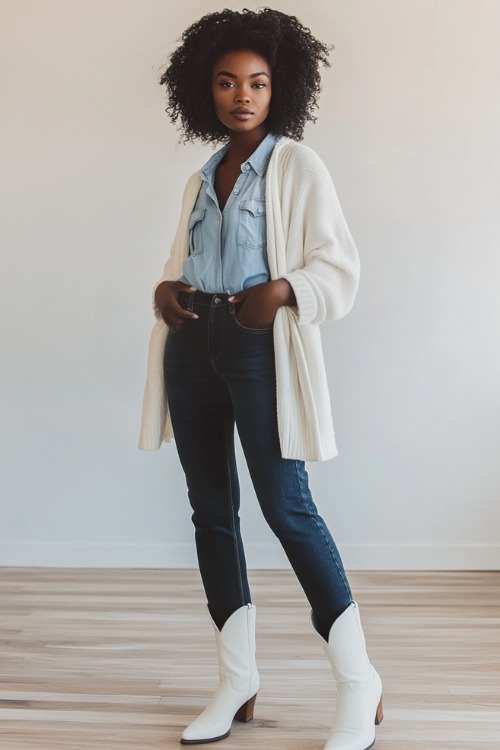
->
xmin=235 ymin=86 xmax=251 ymax=103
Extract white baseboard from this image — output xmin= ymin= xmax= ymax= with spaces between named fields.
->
xmin=1 ymin=542 xmax=499 ymax=569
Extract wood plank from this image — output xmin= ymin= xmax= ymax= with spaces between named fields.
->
xmin=0 ymin=569 xmax=499 ymax=749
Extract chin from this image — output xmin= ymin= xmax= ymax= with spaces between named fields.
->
xmin=226 ymin=120 xmax=266 ymax=134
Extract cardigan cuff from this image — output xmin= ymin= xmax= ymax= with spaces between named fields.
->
xmin=282 ymin=272 xmax=318 ymax=326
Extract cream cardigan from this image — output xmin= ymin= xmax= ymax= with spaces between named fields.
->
xmin=138 ymin=137 xmax=360 ymax=461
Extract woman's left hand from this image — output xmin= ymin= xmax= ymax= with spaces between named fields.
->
xmin=229 ymin=279 xmax=297 ymax=329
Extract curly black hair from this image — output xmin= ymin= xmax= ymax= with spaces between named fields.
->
xmin=160 ymin=8 xmax=332 ymax=143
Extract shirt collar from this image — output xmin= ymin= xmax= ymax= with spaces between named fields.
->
xmin=200 ymin=144 xmax=229 ymax=183
xmin=244 ymin=132 xmax=278 ymax=176
xmin=200 ymin=132 xmax=279 ymax=182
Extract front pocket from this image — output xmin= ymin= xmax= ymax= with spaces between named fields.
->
xmin=230 ymin=303 xmax=273 ymax=334
xmin=188 ymin=208 xmax=206 ymax=257
xmin=168 ymin=292 xmax=194 ymax=333
xmin=238 ymin=199 xmax=266 ymax=250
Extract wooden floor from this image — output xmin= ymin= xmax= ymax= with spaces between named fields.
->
xmin=0 ymin=569 xmax=499 ymax=749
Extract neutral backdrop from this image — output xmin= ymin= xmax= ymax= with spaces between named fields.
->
xmin=1 ymin=0 xmax=499 ymax=570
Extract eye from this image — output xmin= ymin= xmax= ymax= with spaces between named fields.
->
xmin=218 ymin=80 xmax=234 ymax=89
xmin=252 ymin=82 xmax=267 ymax=89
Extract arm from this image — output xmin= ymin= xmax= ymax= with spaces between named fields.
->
xmin=228 ymin=278 xmax=296 ymax=329
xmin=151 ymin=172 xmax=202 ymax=321
xmin=280 ymin=147 xmax=360 ymax=326
xmin=230 ymin=148 xmax=359 ymax=329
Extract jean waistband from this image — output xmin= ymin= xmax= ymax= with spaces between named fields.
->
xmin=180 ymin=290 xmax=233 ymax=306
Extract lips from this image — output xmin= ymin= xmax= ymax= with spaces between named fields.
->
xmin=231 ymin=107 xmax=253 ymax=115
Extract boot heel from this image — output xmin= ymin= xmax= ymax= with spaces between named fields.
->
xmin=375 ymin=696 xmax=383 ymax=725
xmin=234 ymin=693 xmax=257 ymax=722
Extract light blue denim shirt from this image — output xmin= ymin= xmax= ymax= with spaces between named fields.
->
xmin=180 ymin=132 xmax=278 ymax=295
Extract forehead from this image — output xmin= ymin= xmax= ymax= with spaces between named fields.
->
xmin=212 ymin=49 xmax=271 ymax=75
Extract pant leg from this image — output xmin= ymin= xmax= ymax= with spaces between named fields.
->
xmin=163 ymin=295 xmax=250 ymax=629
xmin=216 ymin=303 xmax=353 ymax=639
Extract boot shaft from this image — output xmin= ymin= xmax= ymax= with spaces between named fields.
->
xmin=212 ymin=604 xmax=258 ymax=689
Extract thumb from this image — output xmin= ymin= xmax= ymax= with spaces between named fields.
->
xmin=178 ymin=282 xmax=197 ymax=292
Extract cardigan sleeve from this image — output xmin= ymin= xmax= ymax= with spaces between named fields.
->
xmin=281 ymin=147 xmax=360 ymax=326
xmin=152 ymin=172 xmax=201 ymax=320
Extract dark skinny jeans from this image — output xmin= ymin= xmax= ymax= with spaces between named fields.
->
xmin=163 ymin=291 xmax=353 ymax=640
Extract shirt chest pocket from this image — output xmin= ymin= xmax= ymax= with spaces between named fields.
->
xmin=188 ymin=208 xmax=206 ymax=257
xmin=238 ymin=199 xmax=267 ymax=250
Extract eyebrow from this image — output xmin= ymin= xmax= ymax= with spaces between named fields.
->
xmin=215 ymin=70 xmax=270 ymax=79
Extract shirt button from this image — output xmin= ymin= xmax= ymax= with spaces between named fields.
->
xmin=225 ymin=289 xmax=231 ymax=295
xmin=233 ymin=189 xmax=239 ymax=195
xmin=244 ymin=164 xmax=251 ymax=171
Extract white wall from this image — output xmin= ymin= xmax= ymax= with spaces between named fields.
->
xmin=1 ymin=0 xmax=499 ymax=570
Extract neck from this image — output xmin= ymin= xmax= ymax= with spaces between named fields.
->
xmin=225 ymin=127 xmax=268 ymax=163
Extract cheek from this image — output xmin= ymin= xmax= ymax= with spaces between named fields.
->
xmin=212 ymin=89 xmax=230 ymax=112
xmin=211 ymin=96 xmax=224 ymax=121
xmin=264 ymin=90 xmax=272 ymax=113
xmin=211 ymin=83 xmax=223 ymax=102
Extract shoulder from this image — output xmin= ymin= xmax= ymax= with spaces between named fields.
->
xmin=179 ymin=171 xmax=202 ymax=207
xmin=271 ymin=138 xmax=332 ymax=184
xmin=185 ymin=171 xmax=202 ymax=192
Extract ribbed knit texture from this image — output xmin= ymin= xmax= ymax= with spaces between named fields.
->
xmin=139 ymin=138 xmax=360 ymax=461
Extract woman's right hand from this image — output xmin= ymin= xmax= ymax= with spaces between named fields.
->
xmin=154 ymin=280 xmax=198 ymax=329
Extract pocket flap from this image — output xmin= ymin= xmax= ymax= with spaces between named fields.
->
xmin=188 ymin=208 xmax=206 ymax=229
xmin=239 ymin=200 xmax=266 ymax=218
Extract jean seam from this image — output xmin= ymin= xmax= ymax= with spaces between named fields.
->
xmin=223 ymin=397 xmax=246 ymax=608
xmin=293 ymin=460 xmax=352 ymax=603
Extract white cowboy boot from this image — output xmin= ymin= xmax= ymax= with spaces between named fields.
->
xmin=311 ymin=602 xmax=383 ymax=750
xmin=181 ymin=603 xmax=260 ymax=744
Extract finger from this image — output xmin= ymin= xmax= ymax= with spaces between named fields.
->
xmin=164 ymin=310 xmax=198 ymax=329
xmin=177 ymin=282 xmax=197 ymax=292
xmin=166 ymin=299 xmax=199 ymax=323
xmin=228 ymin=291 xmax=247 ymax=303
xmin=171 ymin=301 xmax=198 ymax=320
xmin=177 ymin=308 xmax=199 ymax=319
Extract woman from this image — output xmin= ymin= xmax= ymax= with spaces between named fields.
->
xmin=139 ymin=8 xmax=382 ymax=750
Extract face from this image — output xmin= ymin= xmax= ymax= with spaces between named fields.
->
xmin=211 ymin=49 xmax=272 ymax=135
